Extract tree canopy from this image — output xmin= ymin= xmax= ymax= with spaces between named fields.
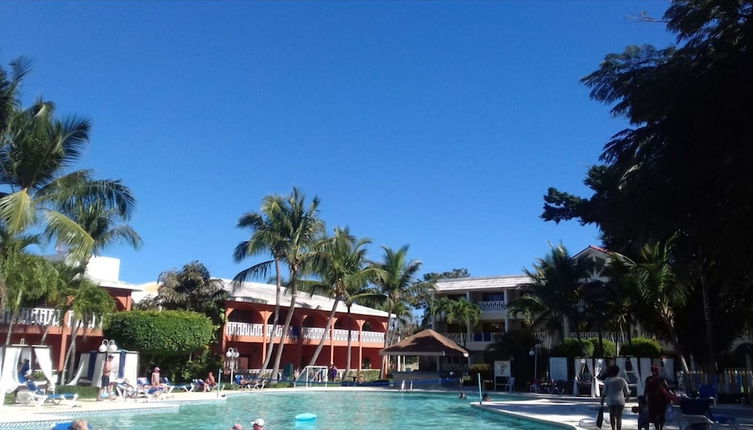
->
xmin=540 ymin=0 xmax=753 ymax=363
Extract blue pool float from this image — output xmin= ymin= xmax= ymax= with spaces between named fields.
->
xmin=295 ymin=412 xmax=317 ymax=422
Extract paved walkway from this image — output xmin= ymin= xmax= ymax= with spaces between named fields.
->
xmin=475 ymin=392 xmax=753 ymax=429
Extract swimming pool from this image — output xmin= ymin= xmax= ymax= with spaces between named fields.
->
xmin=82 ymin=391 xmax=563 ymax=429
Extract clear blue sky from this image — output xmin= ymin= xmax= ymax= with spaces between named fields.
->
xmin=1 ymin=1 xmax=675 ymax=284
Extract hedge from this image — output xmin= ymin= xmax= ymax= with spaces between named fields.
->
xmin=619 ymin=337 xmax=662 ymax=357
xmin=104 ymin=310 xmax=214 ymax=356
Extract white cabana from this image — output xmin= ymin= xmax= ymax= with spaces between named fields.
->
xmin=616 ymin=356 xmax=643 ymax=395
xmin=0 ymin=345 xmax=55 ymax=407
xmin=573 ymin=357 xmax=593 ymax=396
xmin=74 ymin=350 xmax=138 ymax=386
xmin=549 ymin=357 xmax=568 ymax=381
xmin=592 ymin=358 xmax=605 ymax=398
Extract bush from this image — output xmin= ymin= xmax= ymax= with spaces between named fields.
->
xmin=104 ymin=310 xmax=214 ymax=357
xmin=588 ymin=338 xmax=616 ymax=358
xmin=551 ymin=338 xmax=594 ymax=357
xmin=620 ymin=337 xmax=662 ymax=357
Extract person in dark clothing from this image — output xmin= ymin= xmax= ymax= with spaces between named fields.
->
xmin=644 ymin=365 xmax=673 ymax=430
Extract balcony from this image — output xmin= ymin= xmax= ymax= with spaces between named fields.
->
xmin=1 ymin=307 xmax=99 ymax=329
xmin=478 ymin=300 xmax=505 ymax=311
xmin=225 ymin=322 xmax=385 ymax=344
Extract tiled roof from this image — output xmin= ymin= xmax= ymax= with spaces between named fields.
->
xmin=434 ymin=275 xmax=531 ymax=292
xmin=224 ymin=279 xmax=388 ymax=317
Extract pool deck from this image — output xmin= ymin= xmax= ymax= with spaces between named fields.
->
xmin=3 ymin=388 xmax=753 ymax=429
xmin=474 ymin=391 xmax=753 ymax=429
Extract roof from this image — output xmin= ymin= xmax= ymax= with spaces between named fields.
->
xmin=380 ymin=329 xmax=469 ymax=357
xmin=89 ymin=277 xmax=146 ymax=292
xmin=434 ymin=275 xmax=531 ymax=292
xmin=225 ymin=280 xmax=388 ymax=318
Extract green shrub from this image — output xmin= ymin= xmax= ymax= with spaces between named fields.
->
xmin=587 ymin=338 xmax=616 ymax=358
xmin=620 ymin=337 xmax=662 ymax=357
xmin=104 ymin=310 xmax=214 ymax=357
xmin=551 ymin=338 xmax=594 ymax=357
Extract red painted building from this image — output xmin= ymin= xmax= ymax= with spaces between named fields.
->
xmin=0 ymin=257 xmax=146 ymax=371
xmin=221 ymin=281 xmax=389 ymax=372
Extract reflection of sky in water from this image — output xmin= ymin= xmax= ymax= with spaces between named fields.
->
xmin=80 ymin=392 xmax=560 ymax=430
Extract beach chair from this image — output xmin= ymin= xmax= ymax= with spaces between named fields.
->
xmin=135 ymin=377 xmax=165 ymax=401
xmin=162 ymin=377 xmax=192 ymax=392
xmin=15 ymin=389 xmax=48 ymax=406
xmin=25 ymin=380 xmax=79 ymax=406
xmin=192 ymin=378 xmax=205 ymax=392
xmin=115 ymin=380 xmax=137 ymax=400
xmin=677 ymin=397 xmax=736 ymax=430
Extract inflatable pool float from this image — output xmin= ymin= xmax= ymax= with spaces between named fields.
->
xmin=295 ymin=413 xmax=317 ymax=422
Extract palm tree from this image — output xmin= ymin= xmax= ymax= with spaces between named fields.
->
xmin=234 ymin=187 xmax=323 ymax=382
xmin=233 ymin=199 xmax=289 ymax=379
xmin=444 ymin=299 xmax=481 ymax=337
xmin=60 ymin=279 xmax=115 ymax=384
xmin=372 ymin=245 xmax=422 ymax=375
xmin=342 ymin=284 xmax=383 ymax=377
xmin=506 ymin=244 xmax=593 ymax=345
xmin=303 ymin=228 xmax=382 ymax=369
xmin=610 ymin=238 xmax=690 ymax=373
xmin=157 ymin=261 xmax=227 ymax=325
xmin=0 ymin=100 xmax=134 ymax=263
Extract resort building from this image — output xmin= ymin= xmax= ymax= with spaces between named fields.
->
xmin=0 ymin=256 xmax=147 ymax=372
xmin=431 ymin=245 xmax=613 ymax=368
xmin=222 ymin=281 xmax=389 ymax=373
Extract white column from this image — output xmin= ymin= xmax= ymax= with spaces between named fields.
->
xmin=503 ymin=290 xmax=510 ymax=333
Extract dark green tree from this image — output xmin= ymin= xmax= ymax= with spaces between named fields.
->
xmin=156 ymin=261 xmax=227 ymax=325
xmin=541 ymin=0 xmax=753 ymax=365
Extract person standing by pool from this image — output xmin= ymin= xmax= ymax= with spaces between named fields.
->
xmin=644 ymin=365 xmax=672 ymax=430
xmin=328 ymin=363 xmax=338 ymax=381
xmin=151 ymin=366 xmax=162 ymax=387
xmin=601 ymin=365 xmax=630 ymax=430
xmin=98 ymin=355 xmax=114 ymax=400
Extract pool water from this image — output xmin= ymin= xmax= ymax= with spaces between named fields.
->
xmin=85 ymin=391 xmax=562 ymax=429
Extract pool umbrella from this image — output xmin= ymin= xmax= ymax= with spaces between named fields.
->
xmin=379 ymin=329 xmax=469 ymax=358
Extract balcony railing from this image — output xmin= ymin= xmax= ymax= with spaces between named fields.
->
xmin=1 ymin=307 xmax=99 ymax=329
xmin=470 ymin=332 xmax=503 ymax=342
xmin=225 ymin=322 xmax=384 ymax=344
xmin=2 ymin=308 xmax=61 ymax=326
xmin=478 ymin=300 xmax=505 ymax=311
xmin=361 ymin=331 xmax=385 ymax=344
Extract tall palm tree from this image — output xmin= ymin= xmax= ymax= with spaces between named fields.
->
xmin=234 ymin=187 xmax=323 ymax=382
xmin=303 ymin=228 xmax=382 ymax=369
xmin=0 ymin=93 xmax=135 ymax=264
xmin=234 ymin=199 xmax=288 ymax=379
xmin=507 ymin=244 xmax=593 ymax=345
xmin=342 ymin=284 xmax=383 ymax=376
xmin=610 ymin=238 xmax=690 ymax=373
xmin=372 ymin=245 xmax=422 ymax=375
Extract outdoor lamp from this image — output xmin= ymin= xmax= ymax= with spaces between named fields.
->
xmin=99 ymin=339 xmax=117 ymax=353
xmin=529 ymin=349 xmax=535 ymax=357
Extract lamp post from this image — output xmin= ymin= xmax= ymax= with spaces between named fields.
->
xmin=226 ymin=347 xmax=240 ymax=386
xmin=529 ymin=344 xmax=541 ymax=381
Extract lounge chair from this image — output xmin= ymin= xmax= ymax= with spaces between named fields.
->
xmin=115 ymin=380 xmax=137 ymax=400
xmin=135 ymin=377 xmax=165 ymax=401
xmin=192 ymin=378 xmax=205 ymax=392
xmin=698 ymin=384 xmax=719 ymax=406
xmin=677 ymin=397 xmax=736 ymax=430
xmin=24 ymin=380 xmax=79 ymax=406
xmin=162 ymin=377 xmax=192 ymax=392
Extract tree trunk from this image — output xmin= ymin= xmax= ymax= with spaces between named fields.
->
xmin=61 ymin=318 xmax=82 ymax=385
xmin=257 ymin=258 xmax=281 ymax=380
xmin=4 ymin=289 xmax=23 ymax=345
xmin=381 ymin=306 xmax=393 ymax=378
xmin=271 ymin=273 xmax=297 ymax=383
xmin=345 ymin=305 xmax=354 ymax=378
xmin=306 ymin=297 xmax=340 ymax=368
xmin=699 ymin=278 xmax=717 ymax=372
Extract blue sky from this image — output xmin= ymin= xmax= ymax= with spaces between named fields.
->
xmin=0 ymin=1 xmax=676 ymax=284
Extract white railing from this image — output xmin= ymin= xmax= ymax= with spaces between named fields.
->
xmin=226 ymin=322 xmax=264 ymax=337
xmin=301 ymin=327 xmax=327 ymax=340
xmin=332 ymin=328 xmax=355 ymax=342
xmin=2 ymin=308 xmax=61 ymax=326
xmin=470 ymin=332 xmax=503 ymax=343
xmin=534 ymin=331 xmax=551 ymax=344
xmin=570 ymin=332 xmax=627 ymax=343
xmin=443 ymin=332 xmax=466 ymax=345
xmin=478 ymin=300 xmax=505 ymax=311
xmin=361 ymin=331 xmax=385 ymax=344
xmin=266 ymin=324 xmax=298 ymax=339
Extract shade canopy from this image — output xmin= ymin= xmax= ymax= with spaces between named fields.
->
xmin=380 ymin=329 xmax=469 ymax=358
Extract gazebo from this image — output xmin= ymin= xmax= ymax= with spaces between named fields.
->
xmin=380 ymin=329 xmax=468 ymax=372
